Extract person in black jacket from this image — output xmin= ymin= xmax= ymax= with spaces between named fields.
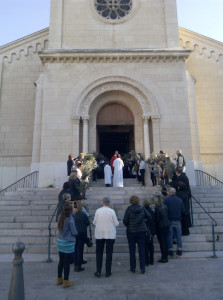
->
xmin=154 ymin=194 xmax=170 ymax=263
xmin=67 ymin=154 xmax=74 ymax=176
xmin=176 ymin=181 xmax=191 ymax=236
xmin=123 ymin=195 xmax=151 ymax=274
xmin=68 ymin=170 xmax=81 ymax=200
xmin=143 ymin=199 xmax=156 ymax=266
xmin=73 ymin=200 xmax=90 ymax=272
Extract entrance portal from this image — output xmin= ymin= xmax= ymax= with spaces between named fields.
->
xmin=97 ymin=103 xmax=135 ymax=159
xmin=98 ymin=125 xmax=134 ymax=159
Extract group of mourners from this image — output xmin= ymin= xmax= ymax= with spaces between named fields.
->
xmin=56 ymin=148 xmax=191 ymax=287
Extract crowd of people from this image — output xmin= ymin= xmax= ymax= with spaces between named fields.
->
xmin=56 ymin=150 xmax=191 ymax=287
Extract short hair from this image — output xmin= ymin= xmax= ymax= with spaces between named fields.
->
xmin=68 ymin=154 xmax=74 ymax=159
xmin=167 ymin=187 xmax=176 ymax=195
xmin=103 ymin=197 xmax=110 ymax=206
xmin=176 ymin=167 xmax=183 ymax=174
xmin=69 ymin=172 xmax=77 ymax=179
xmin=63 ymin=182 xmax=70 ymax=189
xmin=62 ymin=193 xmax=71 ymax=201
xmin=130 ymin=195 xmax=140 ymax=205
xmin=117 ymin=154 xmax=121 ymax=158
xmin=77 ymin=163 xmax=82 ymax=168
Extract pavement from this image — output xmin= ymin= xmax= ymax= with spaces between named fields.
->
xmin=1 ymin=253 xmax=223 ymax=300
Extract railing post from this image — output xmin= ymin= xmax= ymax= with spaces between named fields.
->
xmin=190 ymin=197 xmax=194 ymax=227
xmin=212 ymin=223 xmax=217 ymax=258
xmin=8 ymin=242 xmax=25 ymax=300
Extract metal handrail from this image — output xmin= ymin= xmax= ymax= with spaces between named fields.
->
xmin=195 ymin=170 xmax=223 ymax=189
xmin=47 ymin=202 xmax=60 ymax=263
xmin=0 ymin=171 xmax=39 ymax=195
xmin=190 ymin=195 xmax=217 ymax=258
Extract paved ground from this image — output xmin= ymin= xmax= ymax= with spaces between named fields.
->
xmin=1 ymin=254 xmax=223 ymax=300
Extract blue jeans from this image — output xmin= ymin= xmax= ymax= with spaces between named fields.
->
xmin=168 ymin=221 xmax=182 ymax=251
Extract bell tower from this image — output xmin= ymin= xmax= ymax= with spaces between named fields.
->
xmin=49 ymin=0 xmax=180 ymax=49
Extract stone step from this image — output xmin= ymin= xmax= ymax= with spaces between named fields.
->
xmin=1 ymin=240 xmax=222 ymax=255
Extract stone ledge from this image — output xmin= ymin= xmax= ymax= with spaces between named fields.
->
xmin=38 ymin=48 xmax=191 ymax=64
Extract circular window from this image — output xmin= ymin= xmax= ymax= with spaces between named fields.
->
xmin=94 ymin=0 xmax=132 ymax=20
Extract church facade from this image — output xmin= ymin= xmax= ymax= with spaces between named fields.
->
xmin=0 ymin=0 xmax=222 ymax=188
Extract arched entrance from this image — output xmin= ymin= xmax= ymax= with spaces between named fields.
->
xmin=97 ymin=103 xmax=134 ymax=158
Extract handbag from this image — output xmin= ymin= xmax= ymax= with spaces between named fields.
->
xmin=145 ymin=228 xmax=153 ymax=244
xmin=86 ymin=224 xmax=93 ymax=248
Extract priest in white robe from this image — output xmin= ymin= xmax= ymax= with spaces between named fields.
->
xmin=113 ymin=154 xmax=124 ymax=187
xmin=104 ymin=161 xmax=112 ymax=187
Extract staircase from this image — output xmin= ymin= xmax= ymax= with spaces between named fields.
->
xmin=0 ymin=179 xmax=223 ymax=257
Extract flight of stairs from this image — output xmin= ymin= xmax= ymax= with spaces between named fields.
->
xmin=0 ymin=179 xmax=223 ymax=257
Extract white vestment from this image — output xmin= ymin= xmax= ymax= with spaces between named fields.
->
xmin=104 ymin=164 xmax=112 ymax=185
xmin=113 ymin=158 xmax=124 ymax=187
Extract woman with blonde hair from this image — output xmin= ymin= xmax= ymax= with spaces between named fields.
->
xmin=57 ymin=202 xmax=78 ymax=288
xmin=154 ymin=194 xmax=170 ymax=263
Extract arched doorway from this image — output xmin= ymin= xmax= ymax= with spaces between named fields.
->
xmin=97 ymin=103 xmax=134 ymax=158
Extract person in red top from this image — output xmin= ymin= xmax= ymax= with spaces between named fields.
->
xmin=110 ymin=150 xmax=118 ymax=174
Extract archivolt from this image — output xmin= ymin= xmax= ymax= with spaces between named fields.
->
xmin=74 ymin=76 xmax=160 ymax=118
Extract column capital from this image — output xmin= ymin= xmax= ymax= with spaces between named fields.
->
xmin=151 ymin=114 xmax=160 ymax=120
xmin=81 ymin=115 xmax=90 ymax=121
xmin=72 ymin=116 xmax=80 ymax=123
xmin=142 ymin=114 xmax=150 ymax=120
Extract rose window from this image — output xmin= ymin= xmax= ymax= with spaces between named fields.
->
xmin=94 ymin=0 xmax=132 ymax=20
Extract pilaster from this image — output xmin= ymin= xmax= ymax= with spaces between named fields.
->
xmin=72 ymin=116 xmax=80 ymax=157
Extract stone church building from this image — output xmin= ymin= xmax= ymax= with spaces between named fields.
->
xmin=0 ymin=0 xmax=222 ymax=188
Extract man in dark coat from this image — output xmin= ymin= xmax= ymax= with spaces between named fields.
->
xmin=172 ymin=167 xmax=191 ymax=198
xmin=67 ymin=154 xmax=74 ymax=176
xmin=164 ymin=188 xmax=186 ymax=257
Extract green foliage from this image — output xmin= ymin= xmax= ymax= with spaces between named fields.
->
xmin=81 ymin=154 xmax=97 ymax=182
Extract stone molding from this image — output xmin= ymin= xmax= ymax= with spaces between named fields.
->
xmin=179 ymin=27 xmax=223 ymax=62
xmin=38 ymin=49 xmax=191 ymax=64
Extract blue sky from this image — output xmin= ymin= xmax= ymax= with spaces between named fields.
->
xmin=0 ymin=0 xmax=222 ymax=46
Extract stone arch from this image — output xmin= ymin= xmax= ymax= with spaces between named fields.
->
xmin=74 ymin=76 xmax=160 ymax=118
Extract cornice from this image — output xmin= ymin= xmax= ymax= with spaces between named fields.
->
xmin=0 ymin=28 xmax=49 ymax=54
xmin=38 ymin=48 xmax=191 ymax=64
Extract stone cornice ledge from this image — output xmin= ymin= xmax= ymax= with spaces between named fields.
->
xmin=38 ymin=48 xmax=191 ymax=64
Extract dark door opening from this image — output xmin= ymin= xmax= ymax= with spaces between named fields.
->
xmin=97 ymin=125 xmax=134 ymax=159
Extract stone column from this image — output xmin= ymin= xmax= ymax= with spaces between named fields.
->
xmin=82 ymin=116 xmax=89 ymax=154
xmin=31 ymin=74 xmax=43 ymax=170
xmin=72 ymin=116 xmax=80 ymax=157
xmin=151 ymin=115 xmax=161 ymax=154
xmin=186 ymin=71 xmax=203 ymax=170
xmin=143 ymin=116 xmax=150 ymax=157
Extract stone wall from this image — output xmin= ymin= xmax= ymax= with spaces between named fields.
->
xmin=180 ymin=28 xmax=223 ymax=181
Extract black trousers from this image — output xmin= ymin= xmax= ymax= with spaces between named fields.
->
xmin=74 ymin=232 xmax=87 ymax=267
xmin=140 ymin=169 xmax=145 ymax=186
xmin=145 ymin=237 xmax=154 ymax=265
xmin=127 ymin=232 xmax=146 ymax=271
xmin=157 ymin=227 xmax=169 ymax=259
xmin=96 ymin=239 xmax=115 ymax=274
xmin=58 ymin=252 xmax=73 ymax=280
